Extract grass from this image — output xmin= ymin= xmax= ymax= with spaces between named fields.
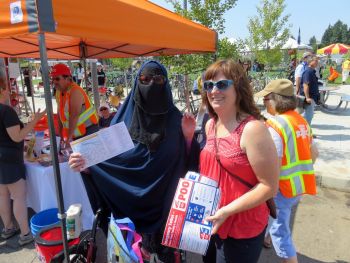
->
xmin=322 ymin=65 xmax=350 ymax=86
xmin=32 ymin=78 xmax=42 ymax=86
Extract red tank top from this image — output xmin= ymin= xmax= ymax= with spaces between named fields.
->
xmin=200 ymin=116 xmax=269 ymax=239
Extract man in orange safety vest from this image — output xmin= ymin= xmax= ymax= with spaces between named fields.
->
xmin=51 ymin=63 xmax=99 ymax=146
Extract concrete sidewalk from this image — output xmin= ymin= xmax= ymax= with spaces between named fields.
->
xmin=311 ymin=84 xmax=350 ymax=192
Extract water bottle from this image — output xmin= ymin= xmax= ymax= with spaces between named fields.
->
xmin=66 ymin=203 xmax=82 ymax=239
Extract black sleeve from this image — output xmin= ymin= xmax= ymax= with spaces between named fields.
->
xmin=3 ymin=106 xmax=20 ymax=128
xmin=186 ymin=138 xmax=200 ymax=172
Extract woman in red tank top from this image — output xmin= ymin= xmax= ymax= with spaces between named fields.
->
xmin=188 ymin=60 xmax=279 ymax=262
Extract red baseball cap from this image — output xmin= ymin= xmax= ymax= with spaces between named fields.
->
xmin=50 ymin=64 xmax=71 ymax=77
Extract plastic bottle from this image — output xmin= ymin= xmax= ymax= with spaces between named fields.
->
xmin=66 ymin=203 xmax=82 ymax=239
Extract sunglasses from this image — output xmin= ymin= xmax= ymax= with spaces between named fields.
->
xmin=52 ymin=77 xmax=61 ymax=81
xmin=203 ymin=79 xmax=234 ymax=93
xmin=100 ymin=107 xmax=108 ymax=111
xmin=139 ymin=74 xmax=166 ymax=85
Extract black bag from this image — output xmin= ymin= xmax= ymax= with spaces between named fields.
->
xmin=296 ymin=95 xmax=306 ymax=109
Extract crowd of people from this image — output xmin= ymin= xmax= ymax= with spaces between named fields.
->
xmin=1 ymin=57 xmax=321 ymax=262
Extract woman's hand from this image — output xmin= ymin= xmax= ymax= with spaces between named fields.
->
xmin=205 ymin=207 xmax=230 ymax=234
xmin=32 ymin=108 xmax=47 ymax=123
xmin=181 ymin=112 xmax=196 ymax=142
xmin=69 ymin=152 xmax=86 ymax=172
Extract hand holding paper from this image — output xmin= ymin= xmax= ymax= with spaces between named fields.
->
xmin=70 ymin=122 xmax=134 ymax=169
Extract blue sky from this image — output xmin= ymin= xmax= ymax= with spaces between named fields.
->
xmin=151 ymin=0 xmax=349 ymax=44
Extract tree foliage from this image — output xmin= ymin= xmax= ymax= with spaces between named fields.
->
xmin=160 ymin=0 xmax=239 ymax=74
xmin=108 ymin=58 xmax=133 ymax=71
xmin=309 ymin=36 xmax=318 ymax=52
xmin=246 ymin=0 xmax=290 ymax=67
xmin=320 ymin=20 xmax=350 ymax=47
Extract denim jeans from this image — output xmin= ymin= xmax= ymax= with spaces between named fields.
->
xmin=302 ymin=99 xmax=315 ymax=125
xmin=269 ymin=191 xmax=301 ymax=259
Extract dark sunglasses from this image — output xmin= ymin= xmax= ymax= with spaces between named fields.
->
xmin=139 ymin=74 xmax=166 ymax=85
xmin=52 ymin=77 xmax=61 ymax=81
xmin=100 ymin=107 xmax=108 ymax=111
xmin=203 ymin=79 xmax=233 ymax=92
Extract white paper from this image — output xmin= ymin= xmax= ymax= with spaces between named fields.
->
xmin=8 ymin=61 xmax=20 ymax=78
xmin=70 ymin=122 xmax=134 ymax=169
xmin=10 ymin=1 xmax=23 ymax=24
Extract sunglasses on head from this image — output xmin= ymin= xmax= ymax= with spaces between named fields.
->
xmin=139 ymin=74 xmax=166 ymax=85
xmin=203 ymin=79 xmax=234 ymax=93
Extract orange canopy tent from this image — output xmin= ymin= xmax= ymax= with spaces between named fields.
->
xmin=0 ymin=0 xmax=217 ymax=59
xmin=0 ymin=1 xmax=216 ymax=261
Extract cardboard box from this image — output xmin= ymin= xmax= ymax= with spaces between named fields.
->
xmin=162 ymin=172 xmax=220 ymax=255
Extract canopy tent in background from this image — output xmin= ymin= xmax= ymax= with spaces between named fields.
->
xmin=231 ymin=37 xmax=312 ymax=56
xmin=0 ymin=1 xmax=217 ymax=261
xmin=317 ymin=43 xmax=350 ymax=55
xmin=281 ymin=37 xmax=313 ymax=50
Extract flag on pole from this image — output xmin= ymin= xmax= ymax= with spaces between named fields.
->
xmin=297 ymin=27 xmax=301 ymax=45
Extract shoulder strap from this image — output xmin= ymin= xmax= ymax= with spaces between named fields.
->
xmin=213 ymin=121 xmax=254 ymax=189
xmin=216 ymin=157 xmax=254 ymax=189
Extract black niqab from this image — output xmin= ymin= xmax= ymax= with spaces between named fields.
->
xmin=130 ymin=62 xmax=170 ymax=152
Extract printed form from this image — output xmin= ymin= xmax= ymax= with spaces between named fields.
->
xmin=70 ymin=122 xmax=134 ymax=169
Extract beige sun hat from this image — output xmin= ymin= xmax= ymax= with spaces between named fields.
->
xmin=255 ymin=79 xmax=294 ymax=97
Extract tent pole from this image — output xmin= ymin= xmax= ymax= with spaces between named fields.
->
xmin=79 ymin=41 xmax=89 ymax=94
xmin=28 ymin=61 xmax=36 ymax=113
xmin=82 ymin=58 xmax=88 ymax=92
xmin=18 ymin=63 xmax=29 ymax=116
xmin=38 ymin=32 xmax=70 ymax=263
xmin=90 ymin=61 xmax=100 ymax=109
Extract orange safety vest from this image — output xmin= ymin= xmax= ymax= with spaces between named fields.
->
xmin=56 ymin=82 xmax=98 ymax=139
xmin=267 ymin=110 xmax=316 ymax=198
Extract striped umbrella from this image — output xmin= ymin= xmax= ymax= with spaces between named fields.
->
xmin=317 ymin=43 xmax=350 ymax=55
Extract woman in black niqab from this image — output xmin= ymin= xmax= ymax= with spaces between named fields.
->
xmin=79 ymin=61 xmax=199 ymax=257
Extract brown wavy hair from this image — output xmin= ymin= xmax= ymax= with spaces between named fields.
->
xmin=202 ymin=59 xmax=261 ymax=121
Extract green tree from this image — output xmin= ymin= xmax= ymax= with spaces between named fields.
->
xmin=160 ymin=0 xmax=239 ymax=75
xmin=108 ymin=58 xmax=133 ymax=71
xmin=321 ymin=20 xmax=350 ymax=47
xmin=309 ymin=36 xmax=318 ymax=52
xmin=246 ymin=0 xmax=291 ymax=68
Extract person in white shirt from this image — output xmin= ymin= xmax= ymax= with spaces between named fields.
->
xmin=294 ymin=52 xmax=313 ymax=94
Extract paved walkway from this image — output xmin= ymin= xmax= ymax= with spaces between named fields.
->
xmin=311 ymin=84 xmax=350 ymax=192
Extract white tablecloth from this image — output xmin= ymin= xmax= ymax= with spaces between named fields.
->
xmin=25 ymin=161 xmax=94 ymax=230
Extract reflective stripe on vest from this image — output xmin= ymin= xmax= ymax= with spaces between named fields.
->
xmin=267 ymin=112 xmax=316 ymax=197
xmin=57 ymin=83 xmax=98 ymax=139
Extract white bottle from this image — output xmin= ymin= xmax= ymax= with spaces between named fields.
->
xmin=66 ymin=203 xmax=82 ymax=239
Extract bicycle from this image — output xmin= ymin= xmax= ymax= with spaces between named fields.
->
xmin=49 ymin=209 xmax=103 ymax=263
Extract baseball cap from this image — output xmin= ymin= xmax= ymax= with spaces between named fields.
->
xmin=302 ymin=52 xmax=313 ymax=59
xmin=255 ymin=79 xmax=294 ymax=97
xmin=50 ymin=64 xmax=71 ymax=77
